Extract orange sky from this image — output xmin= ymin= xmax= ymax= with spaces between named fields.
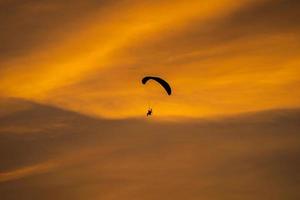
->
xmin=0 ymin=0 xmax=300 ymax=118
xmin=1 ymin=2 xmax=300 ymax=198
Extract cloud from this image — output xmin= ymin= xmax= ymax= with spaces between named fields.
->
xmin=0 ymin=99 xmax=299 ymax=199
xmin=0 ymin=161 xmax=57 ymax=182
xmin=0 ymin=0 xmax=112 ymax=60
xmin=0 ymin=0 xmax=299 ymax=118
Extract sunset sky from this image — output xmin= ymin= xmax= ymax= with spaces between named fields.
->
xmin=1 ymin=0 xmax=299 ymax=118
xmin=1 ymin=1 xmax=300 ymax=199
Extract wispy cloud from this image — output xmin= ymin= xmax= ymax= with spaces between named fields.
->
xmin=0 ymin=0 xmax=299 ymax=118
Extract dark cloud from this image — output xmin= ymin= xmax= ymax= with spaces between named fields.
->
xmin=0 ymin=0 xmax=115 ymax=61
xmin=120 ymin=0 xmax=300 ymax=66
xmin=0 ymin=98 xmax=299 ymax=199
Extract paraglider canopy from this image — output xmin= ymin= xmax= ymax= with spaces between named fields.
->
xmin=141 ymin=76 xmax=172 ymax=95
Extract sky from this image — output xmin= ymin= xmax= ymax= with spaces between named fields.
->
xmin=1 ymin=0 xmax=300 ymax=118
xmin=0 ymin=1 xmax=300 ymax=199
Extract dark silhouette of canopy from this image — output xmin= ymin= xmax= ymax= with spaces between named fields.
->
xmin=142 ymin=76 xmax=172 ymax=95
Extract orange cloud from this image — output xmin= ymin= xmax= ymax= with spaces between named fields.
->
xmin=0 ymin=161 xmax=58 ymax=182
xmin=1 ymin=0 xmax=299 ymax=119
